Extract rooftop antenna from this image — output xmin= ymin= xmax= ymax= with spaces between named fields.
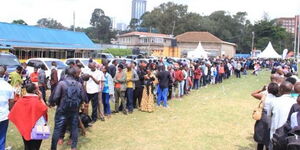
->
xmin=171 ymin=21 xmax=176 ymax=36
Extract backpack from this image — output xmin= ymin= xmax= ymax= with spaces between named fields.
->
xmin=272 ymin=123 xmax=290 ymax=150
xmin=62 ymin=80 xmax=82 ymax=112
xmin=286 ymin=112 xmax=300 ymax=150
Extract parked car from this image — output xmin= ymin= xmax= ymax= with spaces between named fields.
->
xmin=0 ymin=52 xmax=21 ymax=73
xmin=97 ymin=53 xmax=114 ymax=63
xmin=135 ymin=59 xmax=149 ymax=65
xmin=65 ymin=58 xmax=100 ymax=72
xmin=108 ymin=58 xmax=133 ymax=66
xmin=26 ymin=58 xmax=67 ymax=80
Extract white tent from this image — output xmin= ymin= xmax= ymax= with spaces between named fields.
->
xmin=187 ymin=42 xmax=208 ymax=59
xmin=258 ymin=42 xmax=281 ymax=58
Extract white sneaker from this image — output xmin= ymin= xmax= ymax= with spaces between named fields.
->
xmin=5 ymin=146 xmax=12 ymax=150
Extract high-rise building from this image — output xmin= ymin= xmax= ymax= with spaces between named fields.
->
xmin=131 ymin=0 xmax=147 ymax=20
xmin=117 ymin=23 xmax=127 ymax=31
xmin=276 ymin=17 xmax=297 ymax=34
xmin=276 ymin=15 xmax=300 ymax=54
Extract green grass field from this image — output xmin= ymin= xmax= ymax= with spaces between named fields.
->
xmin=6 ymin=70 xmax=270 ymax=150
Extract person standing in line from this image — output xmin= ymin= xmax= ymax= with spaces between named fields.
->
xmin=50 ymin=67 xmax=87 ymax=150
xmin=210 ymin=64 xmax=217 ymax=84
xmin=85 ymin=62 xmax=103 ymax=123
xmin=38 ymin=66 xmax=47 ymax=103
xmin=267 ymin=81 xmax=296 ymax=140
xmin=50 ymin=62 xmax=58 ymax=92
xmin=193 ymin=65 xmax=201 ymax=89
xmin=218 ymin=63 xmax=225 ymax=83
xmin=156 ymin=65 xmax=171 ymax=107
xmin=113 ymin=64 xmax=127 ymax=114
xmin=9 ymin=83 xmax=48 ymax=150
xmin=167 ymin=65 xmax=175 ymax=100
xmin=101 ymin=66 xmax=114 ymax=118
xmin=174 ymin=66 xmax=184 ymax=98
xmin=0 ymin=66 xmax=14 ymax=150
xmin=236 ymin=61 xmax=242 ymax=78
xmin=140 ymin=68 xmax=156 ymax=112
xmin=125 ymin=64 xmax=139 ymax=114
xmin=108 ymin=60 xmax=117 ymax=78
xmin=133 ymin=62 xmax=146 ymax=109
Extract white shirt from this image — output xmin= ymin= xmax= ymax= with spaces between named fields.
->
xmin=290 ymin=112 xmax=299 ymax=129
xmin=267 ymin=94 xmax=296 ymax=139
xmin=85 ymin=69 xmax=104 ymax=94
xmin=0 ymin=78 xmax=14 ymax=122
xmin=264 ymin=93 xmax=276 ymax=113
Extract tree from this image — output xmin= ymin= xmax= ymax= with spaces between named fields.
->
xmin=253 ymin=19 xmax=293 ymax=54
xmin=12 ymin=19 xmax=27 ymax=25
xmin=90 ymin=8 xmax=113 ymax=43
xmin=141 ymin=2 xmax=191 ymax=35
xmin=128 ymin=18 xmax=139 ymax=31
xmin=37 ymin=18 xmax=66 ymax=29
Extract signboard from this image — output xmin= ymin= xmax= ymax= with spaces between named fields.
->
xmin=0 ymin=49 xmax=9 ymax=53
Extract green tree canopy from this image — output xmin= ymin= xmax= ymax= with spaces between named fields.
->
xmin=252 ymin=19 xmax=293 ymax=54
xmin=36 ymin=18 xmax=66 ymax=29
xmin=12 ymin=19 xmax=27 ymax=25
xmin=89 ymin=8 xmax=114 ymax=43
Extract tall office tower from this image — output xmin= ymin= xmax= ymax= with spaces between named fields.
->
xmin=131 ymin=0 xmax=147 ymax=20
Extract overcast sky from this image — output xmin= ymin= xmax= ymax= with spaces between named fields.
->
xmin=0 ymin=0 xmax=299 ymax=28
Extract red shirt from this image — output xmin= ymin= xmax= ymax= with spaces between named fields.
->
xmin=194 ymin=68 xmax=202 ymax=79
xmin=30 ymin=72 xmax=39 ymax=82
xmin=174 ymin=70 xmax=184 ymax=81
xmin=219 ymin=66 xmax=225 ymax=74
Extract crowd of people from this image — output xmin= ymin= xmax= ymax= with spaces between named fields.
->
xmin=251 ymin=60 xmax=300 ymax=150
xmin=0 ymin=56 xmax=298 ymax=150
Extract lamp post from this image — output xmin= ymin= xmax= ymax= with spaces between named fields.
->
xmin=251 ymin=32 xmax=255 ymax=51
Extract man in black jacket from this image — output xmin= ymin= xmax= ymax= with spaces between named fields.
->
xmin=108 ymin=60 xmax=117 ymax=78
xmin=156 ymin=65 xmax=171 ymax=107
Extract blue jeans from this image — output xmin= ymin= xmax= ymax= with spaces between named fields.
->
xmin=51 ymin=110 xmax=79 ymax=150
xmin=157 ymin=86 xmax=168 ymax=107
xmin=102 ymin=93 xmax=111 ymax=115
xmin=87 ymin=93 xmax=99 ymax=121
xmin=39 ymin=86 xmax=46 ymax=102
xmin=179 ymin=81 xmax=184 ymax=96
xmin=193 ymin=79 xmax=198 ymax=89
xmin=0 ymin=120 xmax=9 ymax=150
xmin=126 ymin=88 xmax=134 ymax=112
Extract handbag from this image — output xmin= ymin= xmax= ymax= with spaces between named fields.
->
xmin=31 ymin=117 xmax=51 ymax=140
xmin=252 ymin=95 xmax=265 ymax=120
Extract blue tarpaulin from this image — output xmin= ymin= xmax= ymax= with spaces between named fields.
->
xmin=0 ymin=22 xmax=97 ymax=50
xmin=235 ymin=54 xmax=251 ymax=58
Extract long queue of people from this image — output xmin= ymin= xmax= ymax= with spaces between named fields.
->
xmin=251 ymin=62 xmax=300 ymax=150
xmin=0 ymin=57 xmax=298 ymax=150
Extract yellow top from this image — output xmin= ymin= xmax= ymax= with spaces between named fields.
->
xmin=126 ymin=71 xmax=133 ymax=88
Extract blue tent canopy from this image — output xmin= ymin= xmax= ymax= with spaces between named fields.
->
xmin=0 ymin=22 xmax=97 ymax=50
